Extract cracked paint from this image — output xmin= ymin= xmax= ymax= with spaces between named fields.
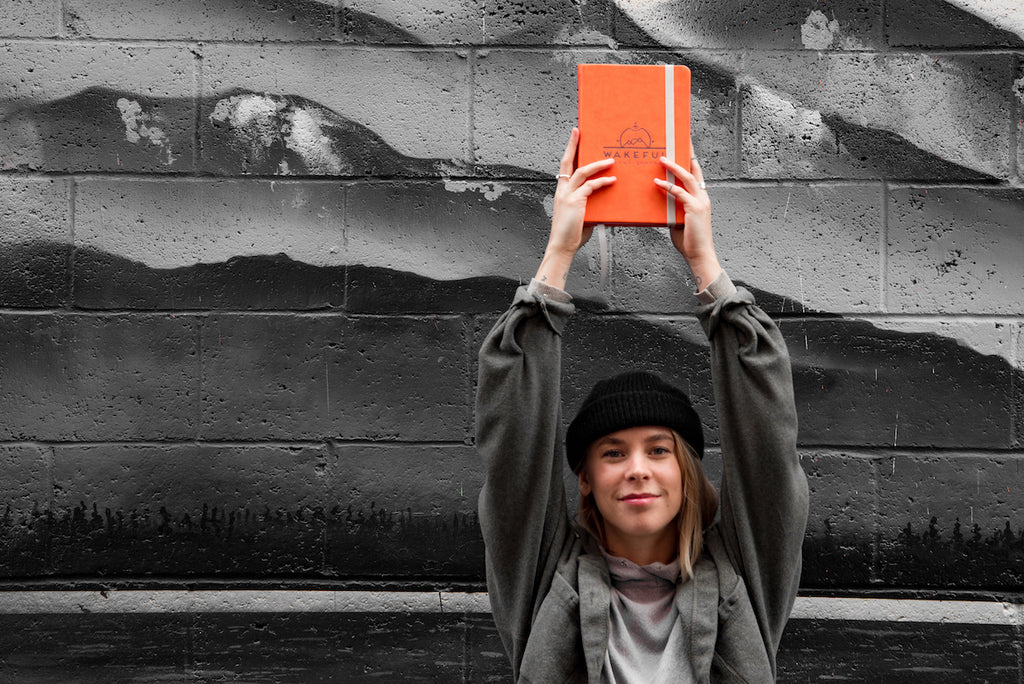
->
xmin=115 ymin=98 xmax=176 ymax=165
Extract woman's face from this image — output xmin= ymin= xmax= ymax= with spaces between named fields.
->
xmin=579 ymin=425 xmax=683 ymax=555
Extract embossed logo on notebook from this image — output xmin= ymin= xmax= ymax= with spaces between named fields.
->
xmin=603 ymin=123 xmax=666 ymax=160
xmin=619 ymin=123 xmax=654 ymax=148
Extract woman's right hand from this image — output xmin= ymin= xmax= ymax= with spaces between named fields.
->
xmin=548 ymin=128 xmax=616 ymax=256
xmin=535 ymin=129 xmax=615 ymax=290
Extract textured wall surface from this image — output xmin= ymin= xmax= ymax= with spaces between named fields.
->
xmin=1 ymin=0 xmax=1023 ymax=679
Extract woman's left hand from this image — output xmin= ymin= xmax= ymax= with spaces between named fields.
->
xmin=654 ymin=156 xmax=722 ymax=291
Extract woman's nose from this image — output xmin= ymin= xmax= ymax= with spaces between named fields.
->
xmin=626 ymin=452 xmax=651 ymax=479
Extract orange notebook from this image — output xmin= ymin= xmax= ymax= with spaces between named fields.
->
xmin=577 ymin=64 xmax=691 ymax=226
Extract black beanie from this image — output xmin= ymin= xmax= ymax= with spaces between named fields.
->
xmin=566 ymin=371 xmax=704 ymax=472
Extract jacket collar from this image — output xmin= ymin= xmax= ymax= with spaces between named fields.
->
xmin=574 ymin=521 xmax=722 ymax=684
xmin=681 ymin=539 xmax=721 ymax=682
xmin=577 ymin=553 xmax=610 ymax=684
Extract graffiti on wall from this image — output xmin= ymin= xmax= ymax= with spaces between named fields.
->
xmin=0 ymin=0 xmax=1022 ymax=592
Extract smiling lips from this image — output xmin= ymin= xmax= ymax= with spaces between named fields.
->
xmin=620 ymin=493 xmax=659 ymax=504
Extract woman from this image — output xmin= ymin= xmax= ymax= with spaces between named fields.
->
xmin=476 ymin=128 xmax=808 ymax=683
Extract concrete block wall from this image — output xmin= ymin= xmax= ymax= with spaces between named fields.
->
xmin=1 ymin=0 xmax=1023 ymax=677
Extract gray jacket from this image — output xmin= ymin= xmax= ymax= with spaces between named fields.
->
xmin=476 ymin=277 xmax=809 ymax=683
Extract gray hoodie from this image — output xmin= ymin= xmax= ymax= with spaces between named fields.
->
xmin=476 ymin=273 xmax=809 ymax=683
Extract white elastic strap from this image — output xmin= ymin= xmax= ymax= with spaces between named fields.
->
xmin=665 ymin=64 xmax=676 ymax=226
xmin=597 ymin=224 xmax=609 ymax=287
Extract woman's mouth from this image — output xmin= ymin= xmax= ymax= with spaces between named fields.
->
xmin=619 ymin=493 xmax=659 ymax=504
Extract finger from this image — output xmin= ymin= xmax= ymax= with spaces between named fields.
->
xmin=576 ymin=175 xmax=616 ymax=198
xmin=654 ymin=179 xmax=708 ymax=218
xmin=572 ymin=157 xmax=615 ymax=185
xmin=658 ymin=155 xmax=691 ymax=178
xmin=690 ymin=157 xmax=705 ymax=185
xmin=653 ymin=177 xmax=686 ymax=198
xmin=558 ymin=128 xmax=579 ymax=177
xmin=659 ymin=156 xmax=701 ymax=195
xmin=653 ymin=177 xmax=697 ymax=206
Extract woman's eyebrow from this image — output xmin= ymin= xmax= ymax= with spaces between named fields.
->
xmin=645 ymin=432 xmax=674 ymax=442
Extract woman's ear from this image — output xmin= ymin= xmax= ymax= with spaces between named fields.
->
xmin=578 ymin=468 xmax=592 ymax=496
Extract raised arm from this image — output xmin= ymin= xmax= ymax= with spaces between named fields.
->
xmin=476 ymin=130 xmax=615 ymax=675
xmin=658 ymin=156 xmax=809 ymax=672
xmin=535 ymin=128 xmax=615 ymax=290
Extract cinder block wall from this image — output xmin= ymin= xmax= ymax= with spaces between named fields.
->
xmin=1 ymin=0 xmax=1022 ymax=620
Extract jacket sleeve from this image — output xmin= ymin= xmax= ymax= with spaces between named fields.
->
xmin=476 ymin=282 xmax=576 ymax=678
xmin=697 ymin=275 xmax=809 ymax=674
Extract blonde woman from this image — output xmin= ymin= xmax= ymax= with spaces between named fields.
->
xmin=476 ymin=129 xmax=808 ymax=682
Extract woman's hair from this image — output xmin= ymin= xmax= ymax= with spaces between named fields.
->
xmin=577 ymin=430 xmax=719 ymax=580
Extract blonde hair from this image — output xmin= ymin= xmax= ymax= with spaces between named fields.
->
xmin=577 ymin=430 xmax=719 ymax=580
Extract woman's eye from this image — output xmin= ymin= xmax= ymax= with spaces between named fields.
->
xmin=651 ymin=447 xmax=671 ymax=456
xmin=603 ymin=450 xmax=623 ymax=459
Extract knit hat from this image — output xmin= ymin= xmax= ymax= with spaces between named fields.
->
xmin=566 ymin=371 xmax=704 ymax=472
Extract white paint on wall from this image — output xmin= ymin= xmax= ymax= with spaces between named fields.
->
xmin=285 ymin=107 xmax=343 ymax=175
xmin=115 ymin=98 xmax=176 ymax=165
xmin=209 ymin=94 xmax=344 ymax=175
xmin=798 ymin=10 xmax=839 ymax=50
xmin=800 ymin=10 xmax=842 ymax=50
xmin=1013 ymin=74 xmax=1024 ymax=103
xmin=210 ymin=94 xmax=283 ymax=143
xmin=442 ymin=180 xmax=511 ymax=201
xmin=202 ymin=45 xmax=469 ymax=164
xmin=800 ymin=10 xmax=868 ymax=50
xmin=209 ymin=93 xmax=286 ymax=162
